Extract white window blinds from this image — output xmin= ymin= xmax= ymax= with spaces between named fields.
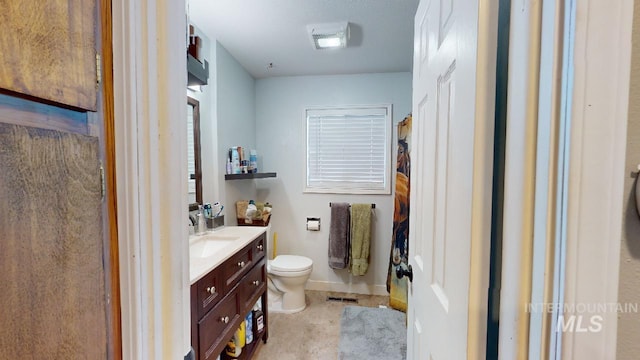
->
xmin=305 ymin=105 xmax=392 ymax=194
xmin=187 ymin=104 xmax=196 ymax=204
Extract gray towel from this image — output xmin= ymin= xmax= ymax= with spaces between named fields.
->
xmin=329 ymin=202 xmax=350 ymax=269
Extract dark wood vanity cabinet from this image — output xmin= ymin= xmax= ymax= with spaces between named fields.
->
xmin=191 ymin=232 xmax=269 ymax=360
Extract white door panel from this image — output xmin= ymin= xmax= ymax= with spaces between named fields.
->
xmin=408 ymin=0 xmax=496 ymax=358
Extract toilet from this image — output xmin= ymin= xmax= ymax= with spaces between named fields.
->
xmin=267 ymin=255 xmax=313 ymax=313
xmin=265 ymin=226 xmax=313 ymax=313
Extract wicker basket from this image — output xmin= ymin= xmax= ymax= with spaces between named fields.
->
xmin=236 ymin=201 xmax=271 ymax=226
xmin=236 ymin=215 xmax=271 ymax=226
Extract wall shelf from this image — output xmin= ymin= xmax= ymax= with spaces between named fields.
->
xmin=225 ymin=172 xmax=277 ymax=180
xmin=187 ymin=53 xmax=209 ymax=86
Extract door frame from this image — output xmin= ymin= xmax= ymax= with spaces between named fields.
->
xmin=467 ymin=0 xmax=500 ymax=357
xmin=556 ymin=0 xmax=632 ymax=358
xmin=500 ymin=0 xmax=633 ymax=358
xmin=526 ymin=0 xmax=566 ymax=358
xmin=99 ymin=0 xmax=122 ymax=357
xmin=112 ymin=0 xmax=190 ymax=358
xmin=497 ymin=0 xmax=543 ymax=357
xmin=494 ymin=0 xmax=633 ymax=358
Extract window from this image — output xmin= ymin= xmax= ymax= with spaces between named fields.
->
xmin=305 ymin=104 xmax=392 ymax=194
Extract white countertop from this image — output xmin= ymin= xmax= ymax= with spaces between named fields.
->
xmin=189 ymin=226 xmax=267 ymax=285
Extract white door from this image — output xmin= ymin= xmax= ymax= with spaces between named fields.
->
xmin=407 ymin=0 xmax=496 ymax=359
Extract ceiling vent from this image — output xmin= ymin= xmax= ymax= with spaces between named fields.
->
xmin=307 ymin=22 xmax=350 ymax=50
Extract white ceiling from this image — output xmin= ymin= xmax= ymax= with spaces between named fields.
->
xmin=188 ymin=0 xmax=420 ymax=79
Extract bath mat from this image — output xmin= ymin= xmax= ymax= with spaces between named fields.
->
xmin=337 ymin=306 xmax=407 ymax=360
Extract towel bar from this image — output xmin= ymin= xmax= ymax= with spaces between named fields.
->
xmin=329 ymin=202 xmax=375 ymax=209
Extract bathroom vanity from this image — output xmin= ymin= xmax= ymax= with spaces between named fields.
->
xmin=189 ymin=227 xmax=269 ymax=360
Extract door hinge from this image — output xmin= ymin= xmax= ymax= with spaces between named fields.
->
xmin=99 ymin=164 xmax=106 ymax=200
xmin=96 ymin=53 xmax=102 ymax=85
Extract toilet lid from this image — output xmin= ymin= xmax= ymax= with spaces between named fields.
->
xmin=270 ymin=255 xmax=313 ymax=272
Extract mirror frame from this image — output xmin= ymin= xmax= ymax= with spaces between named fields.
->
xmin=188 ymin=96 xmax=202 ymax=208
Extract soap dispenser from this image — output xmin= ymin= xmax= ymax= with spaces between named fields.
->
xmin=196 ymin=205 xmax=206 ymax=234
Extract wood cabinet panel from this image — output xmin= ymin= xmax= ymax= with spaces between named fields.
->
xmin=196 ymin=265 xmax=224 ymax=319
xmin=0 ymin=123 xmax=106 ymax=358
xmin=0 ymin=0 xmax=98 ymax=111
xmin=242 ymin=261 xmax=266 ymax=312
xmin=253 ymin=233 xmax=266 ymax=261
xmin=223 ymin=244 xmax=253 ymax=289
xmin=198 ymin=287 xmax=240 ymax=360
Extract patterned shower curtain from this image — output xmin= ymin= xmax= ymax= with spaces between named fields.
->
xmin=387 ymin=114 xmax=411 ymax=312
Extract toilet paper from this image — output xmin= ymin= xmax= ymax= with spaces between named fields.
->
xmin=307 ymin=220 xmax=320 ymax=231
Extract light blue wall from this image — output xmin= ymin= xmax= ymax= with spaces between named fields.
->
xmin=255 ymin=73 xmax=412 ymax=294
xmin=187 ymin=24 xmax=219 ymax=208
xmin=216 ymin=42 xmax=258 ymax=222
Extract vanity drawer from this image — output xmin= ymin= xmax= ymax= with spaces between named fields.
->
xmin=253 ymin=233 xmax=266 ymax=262
xmin=195 ymin=266 xmax=224 ymax=319
xmin=198 ymin=288 xmax=241 ymax=360
xmin=222 ymin=242 xmax=253 ymax=290
xmin=241 ymin=259 xmax=266 ymax=312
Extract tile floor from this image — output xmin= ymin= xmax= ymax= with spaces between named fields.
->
xmin=253 ymin=290 xmax=390 ymax=360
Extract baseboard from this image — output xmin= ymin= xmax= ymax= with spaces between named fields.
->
xmin=306 ymin=280 xmax=389 ymax=296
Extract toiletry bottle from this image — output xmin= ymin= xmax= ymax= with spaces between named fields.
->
xmin=236 ymin=321 xmax=246 ymax=349
xmin=231 ymin=147 xmax=240 ymax=174
xmin=252 ymin=303 xmax=264 ymax=336
xmin=224 ymin=335 xmax=242 ymax=358
xmin=245 ymin=311 xmax=253 ymax=345
xmin=249 ymin=150 xmax=257 ymax=173
xmin=203 ymin=203 xmax=212 ymax=218
xmin=226 ymin=159 xmax=232 ymax=174
xmin=196 ymin=205 xmax=206 ymax=234
xmin=245 ymin=200 xmax=257 ymax=223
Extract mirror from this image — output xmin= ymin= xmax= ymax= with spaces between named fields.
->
xmin=188 ymin=96 xmax=202 ymax=208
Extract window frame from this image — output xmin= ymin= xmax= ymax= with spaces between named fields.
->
xmin=304 ymin=104 xmax=393 ymax=195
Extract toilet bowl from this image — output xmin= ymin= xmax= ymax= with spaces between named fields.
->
xmin=267 ymin=254 xmax=313 ymax=314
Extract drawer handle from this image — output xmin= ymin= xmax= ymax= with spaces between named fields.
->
xmin=206 ymin=286 xmax=216 ymax=294
xmin=219 ymin=316 xmax=229 ymax=324
xmin=237 ymin=261 xmax=245 ymax=268
xmin=257 ymin=244 xmax=263 ymax=251
xmin=253 ymin=280 xmax=260 ymax=286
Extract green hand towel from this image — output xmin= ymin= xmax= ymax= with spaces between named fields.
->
xmin=350 ymin=204 xmax=372 ymax=276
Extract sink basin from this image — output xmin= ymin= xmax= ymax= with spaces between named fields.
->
xmin=189 ymin=226 xmax=268 ymax=284
xmin=190 ymin=238 xmax=234 ymax=258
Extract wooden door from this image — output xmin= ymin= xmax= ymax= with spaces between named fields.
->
xmin=407 ymin=0 xmax=495 ymax=358
xmin=0 ymin=0 xmax=98 ymax=111
xmin=0 ymin=0 xmax=119 ymax=358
